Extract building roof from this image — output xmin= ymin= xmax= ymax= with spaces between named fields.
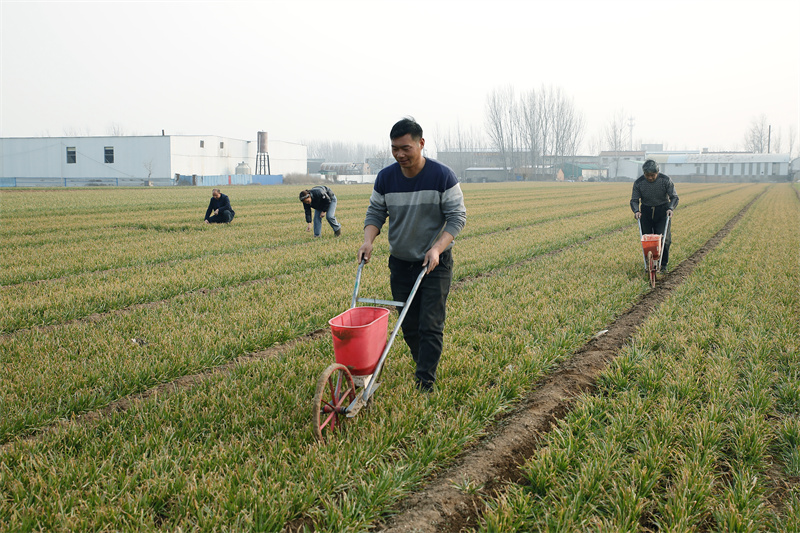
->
xmin=599 ymin=150 xmax=645 ymax=156
xmin=666 ymin=153 xmax=790 ymax=164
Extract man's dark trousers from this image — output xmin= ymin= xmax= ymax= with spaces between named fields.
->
xmin=640 ymin=203 xmax=671 ymax=268
xmin=389 ymin=249 xmax=453 ymax=388
xmin=208 ymin=210 xmax=234 ymax=223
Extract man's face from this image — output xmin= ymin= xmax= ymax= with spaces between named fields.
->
xmin=644 ymin=172 xmax=658 ymax=183
xmin=302 ymin=196 xmax=312 ymax=205
xmin=391 ymin=134 xmax=424 ymax=169
xmin=212 ymin=190 xmax=221 ymax=199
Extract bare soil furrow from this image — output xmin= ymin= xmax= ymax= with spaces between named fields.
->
xmin=373 ymin=192 xmax=762 ymax=533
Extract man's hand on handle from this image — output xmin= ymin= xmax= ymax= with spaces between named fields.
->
xmin=358 ymin=226 xmax=455 ymax=275
xmin=422 ymin=231 xmax=456 ymax=274
xmin=422 ymin=248 xmax=440 ymax=274
xmin=357 ymin=242 xmax=373 ymax=264
xmin=357 ymin=225 xmax=380 ymax=264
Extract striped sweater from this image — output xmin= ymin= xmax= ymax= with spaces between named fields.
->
xmin=364 ymin=158 xmax=467 ymax=262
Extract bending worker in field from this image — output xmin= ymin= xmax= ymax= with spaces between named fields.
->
xmin=357 ymin=117 xmax=467 ymax=393
xmin=630 ymin=159 xmax=679 ymax=272
xmin=299 ymin=185 xmax=342 ymax=237
xmin=204 ymin=188 xmax=235 ymax=224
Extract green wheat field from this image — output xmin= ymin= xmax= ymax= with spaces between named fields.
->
xmin=2 ymin=182 xmax=798 ymax=531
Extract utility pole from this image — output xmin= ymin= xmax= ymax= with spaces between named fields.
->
xmin=768 ymin=125 xmax=771 ymax=154
xmin=628 ymin=116 xmax=635 ymax=151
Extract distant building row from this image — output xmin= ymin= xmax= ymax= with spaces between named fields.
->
xmin=2 ymin=134 xmax=797 ymax=187
xmin=435 ymin=147 xmax=797 ymax=183
xmin=0 ymin=134 xmax=307 ymax=187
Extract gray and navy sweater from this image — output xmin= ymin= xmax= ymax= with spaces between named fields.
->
xmin=364 ymin=158 xmax=466 ymax=262
xmin=630 ymin=173 xmax=679 ymax=213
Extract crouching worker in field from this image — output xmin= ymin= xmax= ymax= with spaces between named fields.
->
xmin=299 ymin=186 xmax=342 ymax=237
xmin=204 ymin=188 xmax=235 ymax=224
xmin=630 ymin=159 xmax=679 ymax=271
xmin=357 ymin=117 xmax=467 ymax=393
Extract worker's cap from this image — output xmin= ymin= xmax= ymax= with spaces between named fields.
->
xmin=299 ymin=190 xmax=311 ymax=201
xmin=642 ymin=159 xmax=659 ymax=174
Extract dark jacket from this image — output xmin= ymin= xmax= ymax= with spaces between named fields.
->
xmin=630 ymin=173 xmax=679 ymax=213
xmin=205 ymin=193 xmax=235 ymax=221
xmin=303 ymin=186 xmax=335 ymax=223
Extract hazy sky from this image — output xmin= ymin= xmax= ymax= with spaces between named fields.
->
xmin=2 ymin=0 xmax=799 ymax=154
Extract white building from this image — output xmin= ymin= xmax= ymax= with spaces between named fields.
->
xmin=652 ymin=153 xmax=791 ymax=181
xmin=613 ymin=152 xmax=791 ymax=182
xmin=0 ymin=134 xmax=307 ymax=186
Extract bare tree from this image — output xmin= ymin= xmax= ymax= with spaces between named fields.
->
xmin=585 ymin=134 xmax=602 ymax=157
xmin=772 ymin=128 xmax=782 ymax=154
xmin=303 ymin=140 xmax=384 ymax=163
xmin=63 ymin=126 xmax=91 ymax=137
xmin=486 ymin=84 xmax=586 ymax=181
xmin=788 ymin=125 xmax=797 ymax=159
xmin=743 ymin=114 xmax=769 ymax=153
xmin=548 ymin=86 xmax=585 ymax=177
xmin=520 ymin=88 xmax=543 ymax=179
xmin=485 ymin=85 xmax=516 ymax=178
xmin=368 ymin=148 xmax=393 ymax=174
xmin=604 ymin=109 xmax=627 ymax=178
xmin=435 ymin=121 xmax=487 ymax=179
xmin=107 ymin=122 xmax=125 ymax=136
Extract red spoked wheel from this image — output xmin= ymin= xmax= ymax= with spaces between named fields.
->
xmin=312 ymin=363 xmax=356 ymax=441
xmin=647 ymin=251 xmax=657 ymax=288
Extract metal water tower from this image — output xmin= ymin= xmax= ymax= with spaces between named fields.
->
xmin=255 ymin=131 xmax=270 ymax=175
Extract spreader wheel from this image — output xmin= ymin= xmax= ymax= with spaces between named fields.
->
xmin=647 ymin=251 xmax=657 ymax=288
xmin=312 ymin=363 xmax=357 ymax=441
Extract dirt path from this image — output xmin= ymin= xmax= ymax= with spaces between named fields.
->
xmin=372 ymin=195 xmax=760 ymax=533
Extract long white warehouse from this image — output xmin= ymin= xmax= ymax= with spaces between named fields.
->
xmin=0 ymin=134 xmax=307 ymax=186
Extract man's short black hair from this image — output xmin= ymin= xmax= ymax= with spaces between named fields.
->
xmin=299 ymin=190 xmax=311 ymax=201
xmin=390 ymin=117 xmax=423 ymax=141
xmin=642 ymin=159 xmax=659 ymax=174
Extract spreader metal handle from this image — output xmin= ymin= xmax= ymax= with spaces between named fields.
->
xmin=637 ymin=218 xmax=648 ymax=271
xmin=349 ymin=259 xmax=426 ymax=403
xmin=657 ymin=214 xmax=671 ymax=272
xmin=352 ymin=260 xmax=407 ymax=308
xmin=361 ymin=266 xmax=426 ymax=401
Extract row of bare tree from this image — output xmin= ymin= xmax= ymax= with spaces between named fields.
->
xmin=435 ymin=85 xmax=586 ymax=179
xmin=743 ymin=114 xmax=796 ymax=155
xmin=303 ymin=91 xmax=796 ymax=177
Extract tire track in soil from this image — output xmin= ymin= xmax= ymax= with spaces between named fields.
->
xmin=372 ymin=193 xmax=762 ymax=533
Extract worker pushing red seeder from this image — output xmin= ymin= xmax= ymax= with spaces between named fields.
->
xmin=630 ymin=159 xmax=679 ymax=288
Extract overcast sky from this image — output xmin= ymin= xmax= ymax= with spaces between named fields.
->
xmin=2 ymin=0 xmax=799 ymax=154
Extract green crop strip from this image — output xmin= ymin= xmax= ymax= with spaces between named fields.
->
xmin=478 ymin=184 xmax=800 ymax=531
xmin=1 ymin=184 xmax=762 ymax=441
xmin=2 ymin=183 xmax=741 ymax=285
xmin=1 ymin=184 xmax=757 ymax=334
